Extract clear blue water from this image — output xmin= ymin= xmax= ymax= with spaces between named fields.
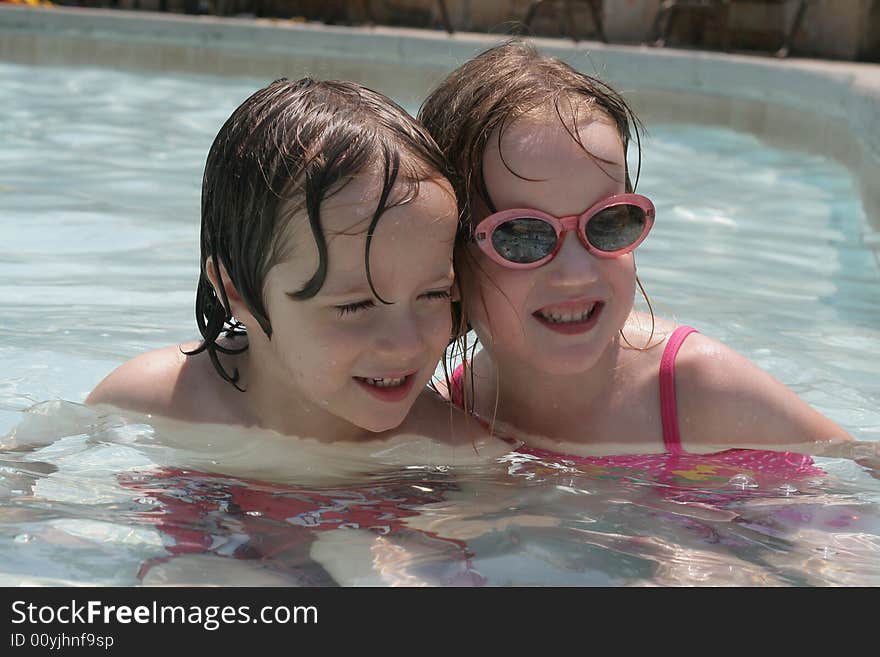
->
xmin=2 ymin=61 xmax=879 ymax=585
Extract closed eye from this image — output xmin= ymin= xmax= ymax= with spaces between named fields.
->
xmin=335 ymin=299 xmax=375 ymax=317
xmin=336 ymin=289 xmax=450 ymax=316
xmin=420 ymin=289 xmax=452 ymax=301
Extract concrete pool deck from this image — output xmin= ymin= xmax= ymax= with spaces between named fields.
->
xmin=2 ymin=5 xmax=878 ymax=256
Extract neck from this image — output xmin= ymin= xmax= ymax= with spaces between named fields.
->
xmin=469 ymin=334 xmax=624 ymax=442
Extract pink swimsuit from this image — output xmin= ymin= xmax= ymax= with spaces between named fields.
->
xmin=450 ymin=326 xmax=822 ymax=483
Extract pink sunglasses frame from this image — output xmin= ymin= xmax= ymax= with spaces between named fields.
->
xmin=472 ymin=193 xmax=656 ymax=269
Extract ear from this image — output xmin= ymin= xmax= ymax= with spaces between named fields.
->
xmin=205 ymin=257 xmax=255 ymax=326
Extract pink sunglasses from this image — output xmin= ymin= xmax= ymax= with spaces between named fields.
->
xmin=473 ymin=193 xmax=655 ymax=269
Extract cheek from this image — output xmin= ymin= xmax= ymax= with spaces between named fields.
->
xmin=611 ymin=255 xmax=637 ymax=295
xmin=606 ymin=256 xmax=637 ymax=320
xmin=462 ymin=265 xmax=531 ymax=342
xmin=419 ymin=302 xmax=455 ymax=351
xmin=273 ymin=317 xmax=363 ymax=386
xmin=313 ymin=323 xmax=368 ymax=362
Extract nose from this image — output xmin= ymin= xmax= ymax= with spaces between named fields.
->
xmin=372 ymin=309 xmax=426 ymax=366
xmin=545 ymin=230 xmax=600 ymax=288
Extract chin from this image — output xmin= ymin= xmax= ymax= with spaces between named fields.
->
xmin=527 ymin=343 xmax=607 ymax=376
xmin=356 ymin=411 xmax=409 ymax=434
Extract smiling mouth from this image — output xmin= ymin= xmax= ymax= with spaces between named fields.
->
xmin=532 ymin=300 xmax=604 ymax=335
xmin=353 ymin=373 xmax=418 ymax=403
xmin=353 ymin=376 xmax=408 ymax=388
xmin=534 ymin=301 xmax=601 ymax=324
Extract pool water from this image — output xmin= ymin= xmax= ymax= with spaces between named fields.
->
xmin=2 ymin=61 xmax=879 ymax=586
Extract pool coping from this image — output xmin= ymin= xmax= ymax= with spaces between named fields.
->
xmin=2 ymin=5 xmax=879 ymax=258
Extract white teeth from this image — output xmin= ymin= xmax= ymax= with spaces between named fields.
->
xmin=538 ymin=303 xmax=597 ymax=324
xmin=360 ymin=376 xmax=406 ymax=388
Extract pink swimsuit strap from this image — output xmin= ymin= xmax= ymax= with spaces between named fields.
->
xmin=450 ymin=325 xmax=699 ymax=455
xmin=449 ymin=362 xmax=466 ymax=410
xmin=659 ymin=325 xmax=699 ymax=454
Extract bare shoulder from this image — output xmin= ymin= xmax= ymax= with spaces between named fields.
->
xmin=86 ymin=342 xmax=235 ymax=422
xmin=624 ymin=311 xmax=678 ymax=348
xmin=673 ymin=332 xmax=851 ymax=448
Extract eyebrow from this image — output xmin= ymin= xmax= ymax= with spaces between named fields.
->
xmin=315 ymin=284 xmax=374 ymax=300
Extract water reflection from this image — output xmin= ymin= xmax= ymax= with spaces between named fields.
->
xmin=2 ymin=403 xmax=878 ymax=586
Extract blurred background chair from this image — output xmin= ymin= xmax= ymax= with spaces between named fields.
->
xmin=648 ymin=0 xmax=809 ymax=57
xmin=320 ymin=0 xmax=454 ymax=34
xmin=522 ymin=0 xmax=608 ymax=43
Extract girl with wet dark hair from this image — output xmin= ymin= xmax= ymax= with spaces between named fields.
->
xmin=87 ymin=77 xmax=506 ymax=456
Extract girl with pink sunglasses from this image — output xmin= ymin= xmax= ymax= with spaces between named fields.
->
xmin=420 ymin=41 xmax=852 ymax=471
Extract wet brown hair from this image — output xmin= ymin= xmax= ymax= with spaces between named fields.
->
xmin=191 ymin=77 xmax=449 ymax=388
xmin=418 ymin=40 xmax=655 ymax=412
xmin=418 ymin=39 xmax=643 ymax=238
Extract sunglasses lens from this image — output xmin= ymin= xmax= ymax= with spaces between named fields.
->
xmin=491 ymin=218 xmax=557 ymax=264
xmin=586 ymin=204 xmax=647 ymax=252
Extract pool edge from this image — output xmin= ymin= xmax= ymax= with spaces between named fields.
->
xmin=2 ymin=4 xmax=878 ymax=259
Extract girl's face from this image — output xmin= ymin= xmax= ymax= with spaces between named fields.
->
xmin=255 ymin=172 xmax=458 ymax=433
xmin=461 ymin=109 xmax=636 ymax=375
